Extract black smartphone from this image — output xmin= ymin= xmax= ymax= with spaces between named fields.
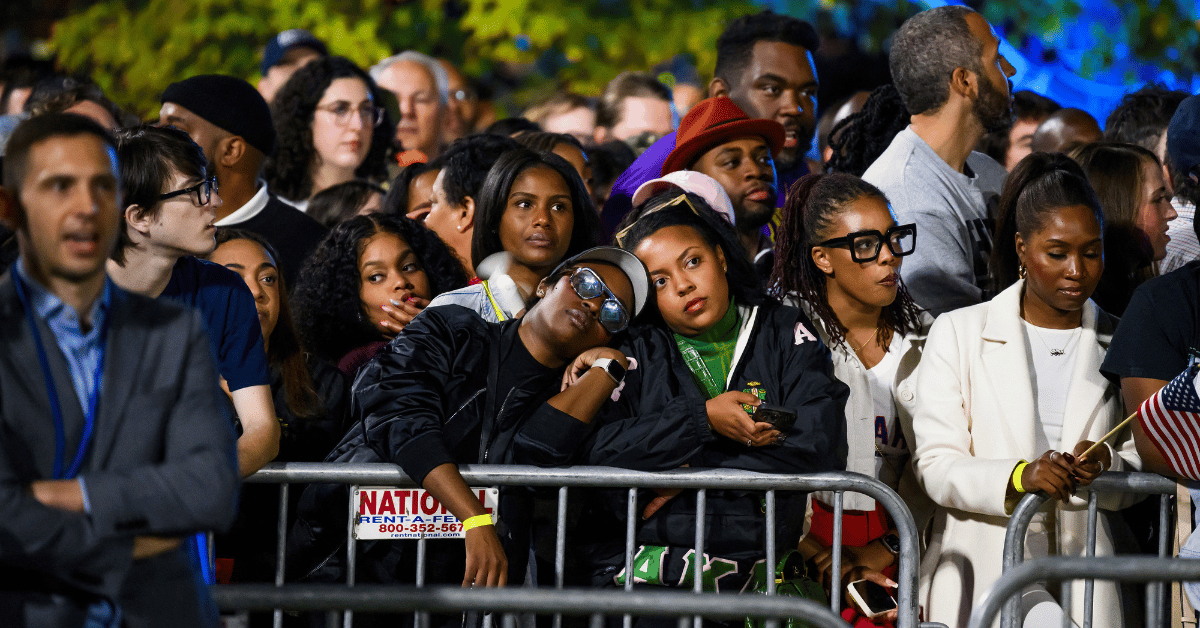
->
xmin=847 ymin=579 xmax=897 ymax=618
xmin=752 ymin=403 xmax=797 ymax=433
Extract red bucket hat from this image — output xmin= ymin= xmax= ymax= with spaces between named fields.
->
xmin=661 ymin=97 xmax=785 ymax=176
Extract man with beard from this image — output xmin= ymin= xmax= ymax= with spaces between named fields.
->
xmin=600 ymin=11 xmax=819 ymax=241
xmin=862 ymin=5 xmax=1013 ymax=316
xmin=653 ymin=97 xmax=783 ymax=276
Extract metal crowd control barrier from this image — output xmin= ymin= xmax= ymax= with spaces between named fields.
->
xmin=969 ymin=556 xmax=1200 ymax=628
xmin=213 ymin=583 xmax=852 ymax=628
xmin=232 ymin=462 xmax=923 ymax=628
xmin=1000 ymin=472 xmax=1179 ymax=628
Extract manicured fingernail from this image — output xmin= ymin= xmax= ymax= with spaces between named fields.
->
xmin=390 ymin=299 xmax=402 ymax=306
xmin=1063 ymin=453 xmax=1076 ymax=464
xmin=885 ymin=578 xmax=898 ymax=588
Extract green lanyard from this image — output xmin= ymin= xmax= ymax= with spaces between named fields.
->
xmin=676 ymin=341 xmax=723 ymax=399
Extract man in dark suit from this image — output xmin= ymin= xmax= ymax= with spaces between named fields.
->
xmin=0 ymin=113 xmax=239 ymax=627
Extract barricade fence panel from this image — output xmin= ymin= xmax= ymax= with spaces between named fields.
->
xmin=970 ymin=556 xmax=1200 ymax=628
xmin=229 ymin=463 xmax=922 ymax=628
xmin=1001 ymin=472 xmax=1181 ymax=628
xmin=212 ymin=584 xmax=854 ymax=628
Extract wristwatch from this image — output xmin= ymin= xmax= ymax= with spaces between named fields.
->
xmin=879 ymin=533 xmax=901 ymax=556
xmin=591 ymin=357 xmax=626 ymax=386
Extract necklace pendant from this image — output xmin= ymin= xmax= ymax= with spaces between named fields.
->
xmin=1050 ymin=349 xmax=1065 ymax=356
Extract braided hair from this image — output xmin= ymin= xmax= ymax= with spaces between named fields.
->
xmin=770 ymin=173 xmax=922 ymax=349
xmin=825 ymin=84 xmax=910 ymax=177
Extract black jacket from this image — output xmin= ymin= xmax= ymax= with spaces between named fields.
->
xmin=515 ymin=302 xmax=848 ymax=579
xmin=288 ymin=305 xmax=561 ymax=582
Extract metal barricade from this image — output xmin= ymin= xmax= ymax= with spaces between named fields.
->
xmin=969 ymin=556 xmax=1200 ymax=628
xmin=232 ymin=462 xmax=924 ymax=628
xmin=1000 ymin=472 xmax=1179 ymax=628
xmin=213 ymin=583 xmax=852 ymax=628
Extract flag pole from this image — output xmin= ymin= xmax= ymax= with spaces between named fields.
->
xmin=1080 ymin=411 xmax=1137 ymax=460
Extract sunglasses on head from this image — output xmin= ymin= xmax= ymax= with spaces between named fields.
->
xmin=559 ymin=266 xmax=630 ymax=334
xmin=815 ymin=223 xmax=917 ymax=263
xmin=614 ymin=193 xmax=717 ymax=247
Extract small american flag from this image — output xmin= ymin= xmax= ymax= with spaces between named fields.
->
xmin=1138 ymin=364 xmax=1200 ymax=480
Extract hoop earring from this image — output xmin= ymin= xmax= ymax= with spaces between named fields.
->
xmin=1018 ymin=264 xmax=1027 ymax=279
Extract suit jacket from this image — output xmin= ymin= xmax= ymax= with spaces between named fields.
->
xmin=0 ymin=272 xmax=240 ymax=628
xmin=910 ymin=280 xmax=1140 ymax=628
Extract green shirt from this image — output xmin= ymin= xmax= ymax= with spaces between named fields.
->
xmin=673 ymin=302 xmax=740 ymax=400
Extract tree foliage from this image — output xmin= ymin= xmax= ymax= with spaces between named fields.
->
xmin=47 ymin=0 xmax=1200 ymax=117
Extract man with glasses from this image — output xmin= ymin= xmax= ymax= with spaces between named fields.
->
xmin=291 ymin=246 xmax=648 ymax=596
xmin=0 ymin=113 xmax=238 ymax=627
xmin=106 ymin=125 xmax=279 ymax=480
xmin=159 ymin=74 xmax=327 ymax=288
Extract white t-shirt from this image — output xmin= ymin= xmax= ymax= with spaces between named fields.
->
xmin=1022 ymin=320 xmax=1082 ymax=452
xmin=867 ymin=332 xmax=907 ymax=487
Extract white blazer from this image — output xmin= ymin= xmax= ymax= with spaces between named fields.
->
xmin=911 ymin=280 xmax=1140 ymax=628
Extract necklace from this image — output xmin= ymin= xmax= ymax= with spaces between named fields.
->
xmin=849 ymin=326 xmax=881 ymax=353
xmin=1026 ymin=323 xmax=1080 ymax=357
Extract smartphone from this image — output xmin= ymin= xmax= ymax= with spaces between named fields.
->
xmin=752 ymin=403 xmax=798 ymax=433
xmin=847 ymin=579 xmax=897 ymax=618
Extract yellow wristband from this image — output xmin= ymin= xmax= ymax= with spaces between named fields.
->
xmin=1011 ymin=461 xmax=1029 ymax=493
xmin=462 ymin=513 xmax=494 ymax=531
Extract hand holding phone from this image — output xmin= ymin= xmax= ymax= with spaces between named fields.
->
xmin=752 ymin=403 xmax=797 ymax=433
xmin=847 ymin=578 xmax=897 ymax=619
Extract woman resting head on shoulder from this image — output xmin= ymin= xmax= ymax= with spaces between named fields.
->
xmin=616 ymin=191 xmax=781 ymax=446
xmin=292 ymin=213 xmax=469 ymax=375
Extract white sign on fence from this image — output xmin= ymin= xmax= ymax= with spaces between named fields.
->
xmin=353 ymin=486 xmax=499 ymax=540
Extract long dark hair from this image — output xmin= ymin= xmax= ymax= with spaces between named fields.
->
xmin=212 ymin=228 xmax=324 ymax=419
xmin=825 ymin=84 xmax=910 ymax=177
xmin=292 ymin=214 xmax=469 ymax=363
xmin=770 ymin=173 xmax=922 ymax=349
xmin=617 ymin=190 xmax=769 ymax=322
xmin=264 ymin=56 xmax=391 ymax=201
xmin=470 ymin=147 xmax=598 ymax=269
xmin=990 ymin=152 xmax=1104 ymax=293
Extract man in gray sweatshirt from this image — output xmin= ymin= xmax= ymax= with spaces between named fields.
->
xmin=862 ymin=5 xmax=1013 ymax=315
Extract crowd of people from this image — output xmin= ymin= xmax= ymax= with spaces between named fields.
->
xmin=4 ymin=4 xmax=1200 ymax=628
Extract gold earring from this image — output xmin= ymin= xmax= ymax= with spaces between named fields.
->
xmin=1019 ymin=264 xmax=1027 ymax=279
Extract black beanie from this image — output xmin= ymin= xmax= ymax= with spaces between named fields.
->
xmin=161 ymin=74 xmax=276 ymax=156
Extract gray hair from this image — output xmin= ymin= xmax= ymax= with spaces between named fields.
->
xmin=370 ymin=51 xmax=449 ymax=106
xmin=889 ymin=5 xmax=983 ymax=116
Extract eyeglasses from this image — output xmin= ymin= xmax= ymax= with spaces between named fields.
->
xmin=816 ymin=223 xmax=917 ymax=263
xmin=315 ymin=101 xmax=385 ymax=127
xmin=159 ymin=176 xmax=218 ymax=206
xmin=561 ymin=266 xmax=630 ymax=334
xmin=614 ymin=193 xmax=722 ymax=247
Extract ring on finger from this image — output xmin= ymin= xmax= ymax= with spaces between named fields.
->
xmin=746 ymin=438 xmax=753 ymax=447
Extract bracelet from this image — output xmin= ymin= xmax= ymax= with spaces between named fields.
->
xmin=462 ymin=513 xmax=494 ymax=531
xmin=1011 ymin=461 xmax=1030 ymax=493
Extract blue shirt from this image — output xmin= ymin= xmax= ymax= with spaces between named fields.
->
xmin=159 ymin=256 xmax=270 ymax=391
xmin=14 ymin=259 xmax=111 ymax=413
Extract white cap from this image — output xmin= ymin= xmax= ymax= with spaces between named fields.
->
xmin=631 ymin=170 xmax=736 ymax=226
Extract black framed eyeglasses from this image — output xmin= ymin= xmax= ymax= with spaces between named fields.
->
xmin=563 ymin=267 xmax=630 ymax=334
xmin=158 ymin=176 xmax=218 ymax=206
xmin=816 ymin=223 xmax=917 ymax=263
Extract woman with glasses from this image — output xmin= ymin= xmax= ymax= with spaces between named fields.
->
xmin=768 ymin=172 xmax=926 ymax=628
xmin=107 ymin=125 xmax=280 ymax=479
xmin=427 ymin=147 xmax=598 ymax=321
xmin=264 ymin=55 xmax=390 ymax=210
xmin=769 ymin=172 xmax=927 ymax=626
xmin=516 ymin=192 xmax=847 ymax=607
xmin=912 ymin=153 xmax=1140 ymax=628
xmin=290 ymin=247 xmax=647 ymax=612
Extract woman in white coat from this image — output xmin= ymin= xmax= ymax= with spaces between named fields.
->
xmin=771 ymin=173 xmax=935 ymax=627
xmin=911 ymin=153 xmax=1140 ymax=628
